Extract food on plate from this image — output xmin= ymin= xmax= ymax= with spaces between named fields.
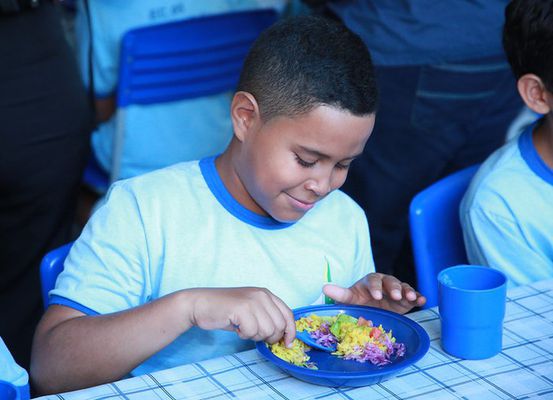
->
xmin=268 ymin=313 xmax=405 ymax=369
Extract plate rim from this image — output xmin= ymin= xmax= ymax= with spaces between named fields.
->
xmin=256 ymin=304 xmax=430 ymax=380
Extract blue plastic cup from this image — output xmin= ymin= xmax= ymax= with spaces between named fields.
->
xmin=438 ymin=265 xmax=507 ymax=359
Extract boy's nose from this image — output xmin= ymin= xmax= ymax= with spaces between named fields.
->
xmin=305 ymin=175 xmax=332 ymax=197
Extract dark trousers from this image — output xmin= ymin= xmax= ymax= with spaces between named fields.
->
xmin=0 ymin=2 xmax=93 ymax=370
xmin=341 ymin=56 xmax=523 ymax=287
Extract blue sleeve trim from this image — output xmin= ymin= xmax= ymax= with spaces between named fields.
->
xmin=199 ymin=156 xmax=295 ymax=230
xmin=49 ymin=295 xmax=101 ymax=316
xmin=518 ymin=122 xmax=553 ymax=186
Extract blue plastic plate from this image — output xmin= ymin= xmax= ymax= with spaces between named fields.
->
xmin=256 ymin=304 xmax=430 ymax=387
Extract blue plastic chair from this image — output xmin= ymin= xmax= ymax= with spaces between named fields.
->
xmin=110 ymin=9 xmax=278 ymax=181
xmin=409 ymin=165 xmax=480 ymax=308
xmin=82 ymin=9 xmax=277 ymax=191
xmin=39 ymin=242 xmax=73 ymax=310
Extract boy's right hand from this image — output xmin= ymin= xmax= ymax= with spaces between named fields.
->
xmin=187 ymin=287 xmax=296 ymax=347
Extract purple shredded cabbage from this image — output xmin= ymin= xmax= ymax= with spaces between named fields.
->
xmin=341 ymin=333 xmax=406 ymax=366
xmin=308 ymin=322 xmax=406 ymax=367
xmin=394 ymin=342 xmax=406 ymax=358
xmin=308 ymin=322 xmax=338 ymax=348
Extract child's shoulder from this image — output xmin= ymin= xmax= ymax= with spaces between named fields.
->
xmin=477 ymin=138 xmax=524 ymax=185
xmin=464 ymin=131 xmax=538 ymax=213
xmin=114 ymin=160 xmax=204 ymax=199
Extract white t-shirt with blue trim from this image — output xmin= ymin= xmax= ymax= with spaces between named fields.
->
xmin=74 ymin=0 xmax=284 ymax=179
xmin=461 ymin=124 xmax=553 ymax=287
xmin=51 ymin=157 xmax=374 ymax=375
xmin=0 ymin=337 xmax=28 ymax=391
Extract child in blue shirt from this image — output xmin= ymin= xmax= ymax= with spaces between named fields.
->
xmin=31 ymin=15 xmax=426 ymax=394
xmin=461 ymin=0 xmax=553 ymax=286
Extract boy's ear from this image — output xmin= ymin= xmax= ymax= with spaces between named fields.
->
xmin=517 ymin=74 xmax=551 ymax=115
xmin=231 ymin=91 xmax=262 ymax=142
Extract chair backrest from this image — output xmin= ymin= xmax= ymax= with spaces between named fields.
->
xmin=110 ymin=9 xmax=278 ymax=181
xmin=39 ymin=242 xmax=73 ymax=309
xmin=409 ymin=165 xmax=480 ymax=308
xmin=116 ymin=9 xmax=277 ymax=106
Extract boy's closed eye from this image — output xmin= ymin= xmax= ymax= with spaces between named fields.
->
xmin=295 ymin=153 xmax=317 ymax=168
xmin=335 ymin=162 xmax=351 ymax=170
xmin=294 ymin=153 xmax=354 ymax=170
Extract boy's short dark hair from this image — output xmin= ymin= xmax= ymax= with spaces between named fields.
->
xmin=237 ymin=15 xmax=378 ymax=121
xmin=503 ymin=0 xmax=553 ymax=91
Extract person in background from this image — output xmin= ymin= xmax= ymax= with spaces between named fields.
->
xmin=31 ymin=16 xmax=425 ymax=394
xmin=0 ymin=0 xmax=93 ymax=371
xmin=75 ymin=0 xmax=286 ymax=186
xmin=304 ymin=1 xmax=523 ymax=287
xmin=461 ymin=0 xmax=553 ymax=287
xmin=0 ymin=337 xmax=30 ymax=399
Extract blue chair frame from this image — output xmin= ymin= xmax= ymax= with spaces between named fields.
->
xmin=110 ymin=9 xmax=277 ymax=181
xmin=39 ymin=242 xmax=73 ymax=309
xmin=409 ymin=165 xmax=480 ymax=308
xmin=83 ymin=9 xmax=277 ymax=191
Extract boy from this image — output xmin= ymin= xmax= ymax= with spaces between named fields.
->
xmin=31 ymin=16 xmax=425 ymax=394
xmin=461 ymin=0 xmax=553 ymax=286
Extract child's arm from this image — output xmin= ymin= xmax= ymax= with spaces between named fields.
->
xmin=322 ymin=273 xmax=426 ymax=314
xmin=31 ymin=287 xmax=295 ymax=395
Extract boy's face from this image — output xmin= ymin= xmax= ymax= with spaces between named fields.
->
xmin=233 ymin=104 xmax=375 ymax=222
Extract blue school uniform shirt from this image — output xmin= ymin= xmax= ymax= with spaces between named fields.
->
xmin=50 ymin=157 xmax=374 ymax=375
xmin=329 ymin=1 xmax=509 ymax=66
xmin=74 ymin=0 xmax=284 ymax=180
xmin=460 ymin=124 xmax=553 ymax=287
xmin=0 ymin=337 xmax=29 ymax=397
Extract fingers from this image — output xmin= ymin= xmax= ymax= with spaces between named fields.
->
xmin=366 ymin=273 xmax=385 ymax=300
xmin=398 ymin=282 xmax=427 ymax=308
xmin=385 ymin=282 xmax=426 ymax=314
xmin=379 ymin=274 xmax=421 ymax=303
xmin=415 ymin=293 xmax=427 ymax=307
xmin=380 ymin=274 xmax=403 ymax=301
xmin=363 ymin=274 xmax=426 ymax=313
xmin=322 ymin=283 xmax=353 ymax=304
xmin=271 ymin=296 xmax=296 ymax=347
xmin=400 ymin=282 xmax=418 ymax=302
xmin=232 ymin=305 xmax=274 ymax=342
xmin=230 ymin=288 xmax=293 ymax=345
xmin=256 ymin=295 xmax=292 ymax=345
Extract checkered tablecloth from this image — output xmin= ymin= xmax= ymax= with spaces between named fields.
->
xmin=36 ymin=279 xmax=553 ymax=400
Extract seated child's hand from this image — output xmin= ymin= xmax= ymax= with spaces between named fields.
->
xmin=189 ymin=287 xmax=296 ymax=346
xmin=322 ymin=273 xmax=426 ymax=314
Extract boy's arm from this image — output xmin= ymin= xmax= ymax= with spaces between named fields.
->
xmin=31 ymin=287 xmax=295 ymax=395
xmin=31 ymin=290 xmax=194 ymax=395
xmin=95 ymin=96 xmax=116 ymax=122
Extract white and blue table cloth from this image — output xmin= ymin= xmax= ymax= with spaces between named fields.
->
xmin=36 ymin=279 xmax=553 ymax=400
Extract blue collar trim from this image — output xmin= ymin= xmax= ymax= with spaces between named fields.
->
xmin=519 ymin=123 xmax=553 ymax=186
xmin=199 ymin=156 xmax=294 ymax=230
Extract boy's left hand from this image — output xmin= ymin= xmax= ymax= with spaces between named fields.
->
xmin=322 ymin=273 xmax=426 ymax=314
